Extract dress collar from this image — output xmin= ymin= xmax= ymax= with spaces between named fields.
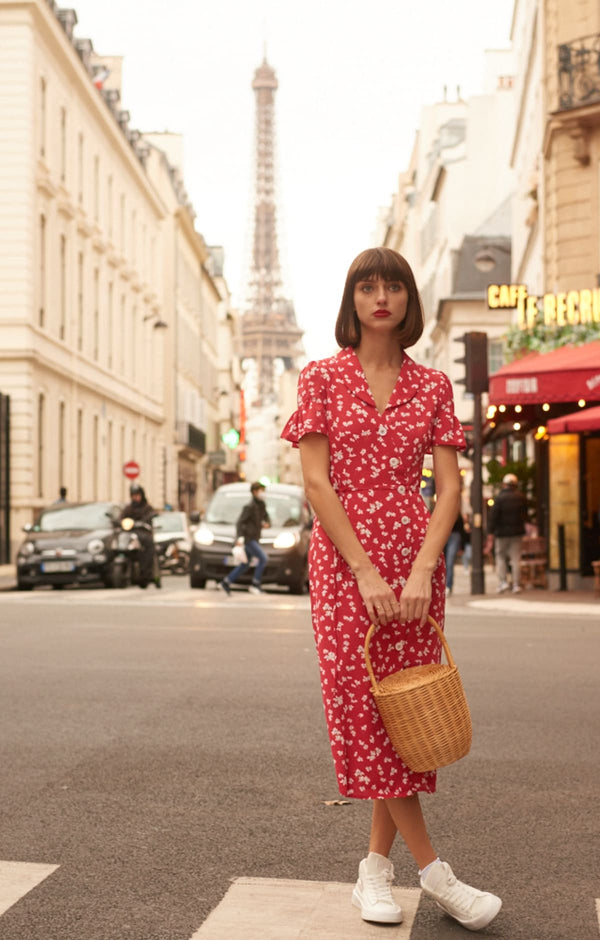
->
xmin=335 ymin=346 xmax=421 ymax=412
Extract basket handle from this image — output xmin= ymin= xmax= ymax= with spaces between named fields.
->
xmin=364 ymin=615 xmax=456 ymax=695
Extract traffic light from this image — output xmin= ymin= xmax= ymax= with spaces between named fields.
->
xmin=454 ymin=331 xmax=488 ymax=394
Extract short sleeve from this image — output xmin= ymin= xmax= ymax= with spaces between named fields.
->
xmin=428 ymin=372 xmax=466 ymax=452
xmin=280 ymin=360 xmax=328 ymax=448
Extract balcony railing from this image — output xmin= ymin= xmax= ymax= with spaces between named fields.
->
xmin=558 ymin=33 xmax=600 ymax=110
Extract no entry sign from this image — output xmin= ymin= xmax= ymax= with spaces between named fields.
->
xmin=123 ymin=460 xmax=140 ymax=480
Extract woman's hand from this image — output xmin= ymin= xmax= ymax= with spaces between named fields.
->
xmin=399 ymin=567 xmax=433 ymax=626
xmin=355 ymin=567 xmax=401 ymax=626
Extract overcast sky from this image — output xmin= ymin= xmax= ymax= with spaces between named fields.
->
xmin=72 ymin=0 xmax=515 ymax=361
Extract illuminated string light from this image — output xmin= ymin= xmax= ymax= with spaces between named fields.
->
xmin=542 ymin=403 xmax=550 ymax=412
xmin=513 ymin=422 xmax=521 ymax=430
xmin=499 ymin=404 xmax=506 ymax=413
xmin=515 ymin=404 xmax=522 ymax=413
xmin=578 ymin=399 xmax=586 ymax=407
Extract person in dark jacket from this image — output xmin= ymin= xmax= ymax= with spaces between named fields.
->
xmin=219 ymin=482 xmax=271 ymax=595
xmin=487 ymin=473 xmax=528 ymax=593
xmin=120 ymin=482 xmax=158 ymax=588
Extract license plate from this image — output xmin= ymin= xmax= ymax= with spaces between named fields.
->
xmin=41 ymin=560 xmax=76 ymax=573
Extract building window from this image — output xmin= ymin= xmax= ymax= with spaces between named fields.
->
xmin=93 ymin=155 xmax=99 ymax=222
xmin=131 ymin=305 xmax=137 ymax=381
xmin=93 ymin=268 xmax=99 ymax=361
xmin=488 ymin=338 xmax=505 ymax=376
xmin=77 ymin=251 xmax=84 ymax=351
xmin=39 ymin=214 xmax=46 ymax=326
xmin=107 ymin=419 xmax=113 ymax=498
xmin=77 ymin=133 xmax=84 ymax=204
xmin=107 ymin=175 xmax=113 ymax=239
xmin=40 ymin=77 xmax=46 ymax=158
xmin=38 ymin=393 xmax=45 ymax=498
xmin=77 ymin=408 xmax=83 ymax=501
xmin=59 ymin=234 xmax=67 ymax=340
xmin=60 ymin=107 xmax=67 ymax=182
xmin=58 ymin=401 xmax=65 ymax=489
xmin=107 ymin=281 xmax=113 ymax=369
xmin=93 ymin=415 xmax=99 ymax=500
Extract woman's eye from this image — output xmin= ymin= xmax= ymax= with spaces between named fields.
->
xmin=388 ymin=283 xmax=402 ymax=292
xmin=361 ymin=284 xmax=373 ymax=293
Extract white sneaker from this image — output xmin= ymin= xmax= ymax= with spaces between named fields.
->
xmin=496 ymin=581 xmax=509 ymax=593
xmin=420 ymin=860 xmax=502 ymax=931
xmin=351 ymin=853 xmax=403 ymax=924
xmin=247 ymin=584 xmax=263 ymax=595
xmin=512 ymin=585 xmax=521 ymax=594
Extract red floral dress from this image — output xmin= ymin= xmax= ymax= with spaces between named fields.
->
xmin=281 ymin=347 xmax=465 ymax=799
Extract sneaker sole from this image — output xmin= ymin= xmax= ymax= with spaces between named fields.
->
xmin=435 ymin=895 xmax=502 ymax=931
xmin=351 ymin=889 xmax=403 ymax=924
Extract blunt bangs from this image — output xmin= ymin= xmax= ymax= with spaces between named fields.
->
xmin=335 ymin=248 xmax=424 ymax=350
xmin=350 ymin=248 xmax=410 ymax=289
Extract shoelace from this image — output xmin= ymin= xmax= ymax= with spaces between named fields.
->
xmin=437 ymin=871 xmax=481 ymax=914
xmin=364 ymin=869 xmax=395 ymax=904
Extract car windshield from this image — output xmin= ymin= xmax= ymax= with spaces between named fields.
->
xmin=205 ymin=491 xmax=302 ymax=527
xmin=34 ymin=503 xmax=112 ymax=532
xmin=153 ymin=512 xmax=186 ymax=533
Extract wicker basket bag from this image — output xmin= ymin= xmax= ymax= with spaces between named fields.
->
xmin=364 ymin=615 xmax=472 ymax=773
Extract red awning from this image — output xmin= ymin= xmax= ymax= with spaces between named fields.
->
xmin=488 ymin=340 xmax=600 ymax=404
xmin=547 ymin=404 xmax=600 ymax=433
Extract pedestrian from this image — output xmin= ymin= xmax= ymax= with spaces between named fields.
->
xmin=281 ymin=248 xmax=501 ymax=931
xmin=219 ymin=481 xmax=271 ymax=596
xmin=462 ymin=514 xmax=472 ymax=571
xmin=120 ymin=482 xmax=158 ymax=588
xmin=443 ymin=511 xmax=464 ymax=595
xmin=53 ymin=486 xmax=68 ymax=505
xmin=486 ymin=473 xmax=528 ymax=594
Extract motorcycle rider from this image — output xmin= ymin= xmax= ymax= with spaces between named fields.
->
xmin=120 ymin=482 xmax=158 ymax=588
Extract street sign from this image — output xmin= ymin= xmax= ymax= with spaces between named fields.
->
xmin=123 ymin=460 xmax=140 ymax=479
xmin=207 ymin=450 xmax=226 ymax=466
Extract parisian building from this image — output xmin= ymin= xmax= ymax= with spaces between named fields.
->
xmin=0 ymin=0 xmax=237 ymax=559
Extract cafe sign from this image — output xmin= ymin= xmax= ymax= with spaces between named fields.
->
xmin=487 ymin=283 xmax=600 ymax=329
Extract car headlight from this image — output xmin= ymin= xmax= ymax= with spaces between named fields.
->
xmin=19 ymin=541 xmax=35 ymax=557
xmin=194 ymin=525 xmax=214 ymax=546
xmin=273 ymin=531 xmax=299 ymax=550
xmin=87 ymin=538 xmax=105 ymax=555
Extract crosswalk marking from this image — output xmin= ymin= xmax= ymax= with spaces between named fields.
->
xmin=0 ymin=861 xmax=59 ymax=917
xmin=190 ymin=877 xmax=421 ymax=938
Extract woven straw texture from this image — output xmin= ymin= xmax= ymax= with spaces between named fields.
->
xmin=364 ymin=616 xmax=472 ymax=772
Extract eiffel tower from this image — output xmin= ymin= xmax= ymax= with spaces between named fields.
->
xmin=241 ymin=56 xmax=303 ymax=405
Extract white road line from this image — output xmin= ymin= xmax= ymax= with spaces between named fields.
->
xmin=0 ymin=861 xmax=59 ymax=917
xmin=190 ymin=877 xmax=421 ymax=939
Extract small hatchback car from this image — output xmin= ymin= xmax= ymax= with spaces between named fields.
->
xmin=189 ymin=482 xmax=312 ymax=593
xmin=16 ymin=501 xmax=122 ymax=590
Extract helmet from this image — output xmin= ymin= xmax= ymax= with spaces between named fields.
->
xmin=130 ymin=482 xmax=143 ymax=496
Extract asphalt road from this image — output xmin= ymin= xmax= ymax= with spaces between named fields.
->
xmin=0 ymin=577 xmax=598 ymax=940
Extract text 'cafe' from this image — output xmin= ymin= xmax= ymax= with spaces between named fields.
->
xmin=486 ymin=284 xmax=600 ymax=589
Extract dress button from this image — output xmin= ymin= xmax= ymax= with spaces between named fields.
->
xmin=389 ymin=457 xmax=399 ymax=468
xmin=378 ymin=425 xmax=387 ymax=437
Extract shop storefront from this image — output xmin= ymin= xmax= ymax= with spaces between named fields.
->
xmin=487 ymin=340 xmax=600 ymax=587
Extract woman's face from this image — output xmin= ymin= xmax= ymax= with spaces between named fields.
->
xmin=353 ymin=276 xmax=408 ymax=337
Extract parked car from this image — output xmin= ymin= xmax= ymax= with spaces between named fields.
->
xmin=152 ymin=510 xmax=192 ymax=574
xmin=190 ymin=482 xmax=312 ymax=593
xmin=16 ymin=501 xmax=123 ymax=590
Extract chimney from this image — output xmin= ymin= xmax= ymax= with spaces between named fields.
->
xmin=57 ymin=8 xmax=77 ymax=40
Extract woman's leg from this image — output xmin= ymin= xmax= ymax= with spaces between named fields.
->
xmin=369 ymin=796 xmax=437 ymax=870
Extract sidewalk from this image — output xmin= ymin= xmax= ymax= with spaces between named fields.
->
xmin=447 ymin=563 xmax=599 ymax=615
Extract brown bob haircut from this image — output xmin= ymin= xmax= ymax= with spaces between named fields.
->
xmin=335 ymin=247 xmax=424 ymax=349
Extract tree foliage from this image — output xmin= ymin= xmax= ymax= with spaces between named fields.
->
xmin=504 ymin=321 xmax=600 ymax=360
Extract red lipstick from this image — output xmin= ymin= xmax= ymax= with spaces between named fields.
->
xmin=373 ymin=309 xmax=391 ymax=317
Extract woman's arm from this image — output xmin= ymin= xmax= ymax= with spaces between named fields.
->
xmin=299 ymin=433 xmax=401 ymax=626
xmin=400 ymin=445 xmax=461 ymax=624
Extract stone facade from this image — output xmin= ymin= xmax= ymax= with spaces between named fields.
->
xmin=0 ymin=0 xmax=235 ymax=555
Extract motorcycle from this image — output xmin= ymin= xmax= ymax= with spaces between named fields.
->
xmin=109 ymin=517 xmax=161 ymax=589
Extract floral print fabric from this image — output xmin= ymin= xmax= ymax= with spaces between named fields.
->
xmin=281 ymin=347 xmax=465 ymax=799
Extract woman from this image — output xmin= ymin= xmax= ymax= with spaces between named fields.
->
xmin=281 ymin=248 xmax=501 ymax=931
